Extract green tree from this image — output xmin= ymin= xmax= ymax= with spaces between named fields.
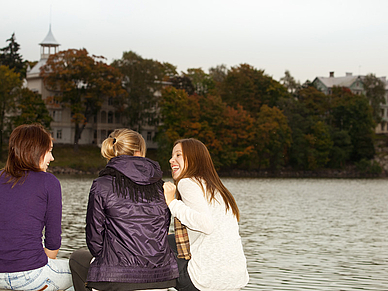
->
xmin=328 ymin=130 xmax=353 ymax=168
xmin=41 ymin=48 xmax=125 ymax=151
xmin=185 ymin=68 xmax=215 ymax=96
xmin=0 ymin=33 xmax=26 ymax=79
xmin=330 ymin=87 xmax=375 ymax=161
xmin=11 ymin=88 xmax=53 ymax=128
xmin=304 ymin=121 xmax=333 ymax=170
xmin=111 ymin=51 xmax=170 ymax=131
xmin=362 ymin=73 xmax=386 ymax=124
xmin=0 ymin=65 xmax=22 ymax=155
xmin=280 ymin=70 xmax=300 ymax=94
xmin=254 ymin=105 xmax=292 ymax=170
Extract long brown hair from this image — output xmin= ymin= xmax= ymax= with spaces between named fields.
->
xmin=0 ymin=124 xmax=52 ymax=186
xmin=174 ymin=138 xmax=240 ymax=221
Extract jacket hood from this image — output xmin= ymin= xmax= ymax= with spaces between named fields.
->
xmin=106 ymin=155 xmax=163 ymax=185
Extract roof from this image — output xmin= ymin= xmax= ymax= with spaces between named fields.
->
xmin=39 ymin=25 xmax=60 ymax=46
xmin=26 ymin=58 xmax=47 ymax=78
xmin=315 ymin=75 xmax=362 ymax=89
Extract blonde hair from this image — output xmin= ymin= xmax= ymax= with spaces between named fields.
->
xmin=101 ymin=129 xmax=146 ymax=160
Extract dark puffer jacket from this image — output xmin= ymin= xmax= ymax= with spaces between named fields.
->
xmin=85 ymin=155 xmax=178 ymax=284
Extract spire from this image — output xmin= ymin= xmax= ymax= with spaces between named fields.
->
xmin=39 ymin=25 xmax=60 ymax=60
xmin=39 ymin=25 xmax=60 ymax=46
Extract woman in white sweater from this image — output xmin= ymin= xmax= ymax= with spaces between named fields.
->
xmin=163 ymin=138 xmax=249 ymax=291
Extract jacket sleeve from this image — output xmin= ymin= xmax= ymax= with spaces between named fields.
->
xmin=86 ymin=179 xmax=106 ymax=257
xmin=168 ymin=178 xmax=214 ymax=234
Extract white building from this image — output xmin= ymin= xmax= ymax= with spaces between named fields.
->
xmin=312 ymin=72 xmax=388 ymax=134
xmin=26 ymin=26 xmax=158 ymax=148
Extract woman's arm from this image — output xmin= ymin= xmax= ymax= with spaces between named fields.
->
xmin=44 ymin=248 xmax=59 ymax=259
xmin=164 ymin=179 xmax=214 ymax=234
xmin=85 ymin=180 xmax=106 ymax=257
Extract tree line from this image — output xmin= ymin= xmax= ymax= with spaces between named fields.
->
xmin=0 ymin=33 xmax=386 ymax=173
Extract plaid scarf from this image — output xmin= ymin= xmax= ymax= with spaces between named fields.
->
xmin=174 ymin=217 xmax=191 ymax=260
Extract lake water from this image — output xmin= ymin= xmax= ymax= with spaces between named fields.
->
xmin=57 ymin=176 xmax=388 ymax=290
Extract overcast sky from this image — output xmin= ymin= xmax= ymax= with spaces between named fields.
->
xmin=2 ymin=0 xmax=388 ymax=83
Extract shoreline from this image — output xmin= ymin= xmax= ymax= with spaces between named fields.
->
xmin=48 ymin=166 xmax=387 ymax=179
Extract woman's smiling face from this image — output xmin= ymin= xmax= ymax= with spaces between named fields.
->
xmin=170 ymin=143 xmax=185 ymax=179
xmin=40 ymin=142 xmax=54 ymax=172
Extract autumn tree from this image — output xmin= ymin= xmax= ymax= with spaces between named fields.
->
xmin=362 ymin=73 xmax=386 ymax=124
xmin=218 ymin=64 xmax=290 ymax=114
xmin=158 ymin=86 xmax=255 ymax=170
xmin=0 ymin=65 xmax=21 ymax=155
xmin=41 ymin=48 xmax=125 ymax=151
xmin=111 ymin=51 xmax=173 ymax=131
xmin=0 ymin=33 xmax=26 ymax=79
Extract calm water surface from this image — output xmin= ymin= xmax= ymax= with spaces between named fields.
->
xmin=58 ymin=176 xmax=388 ymax=290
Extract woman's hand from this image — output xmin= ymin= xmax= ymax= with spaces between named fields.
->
xmin=163 ymin=182 xmax=176 ymax=206
xmin=44 ymin=248 xmax=59 ymax=259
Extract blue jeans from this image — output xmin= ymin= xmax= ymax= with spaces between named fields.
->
xmin=0 ymin=259 xmax=73 ymax=291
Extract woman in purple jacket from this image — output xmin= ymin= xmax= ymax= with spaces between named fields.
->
xmin=69 ymin=129 xmax=178 ymax=291
xmin=0 ymin=124 xmax=73 ymax=291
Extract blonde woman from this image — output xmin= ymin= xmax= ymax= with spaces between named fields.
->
xmin=69 ymin=129 xmax=178 ymax=291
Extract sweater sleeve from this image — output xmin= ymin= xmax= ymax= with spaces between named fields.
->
xmin=43 ymin=173 xmax=62 ymax=251
xmin=168 ymin=178 xmax=214 ymax=234
xmin=86 ymin=180 xmax=106 ymax=257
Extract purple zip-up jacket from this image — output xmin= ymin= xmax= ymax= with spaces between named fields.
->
xmin=86 ymin=155 xmax=178 ymax=283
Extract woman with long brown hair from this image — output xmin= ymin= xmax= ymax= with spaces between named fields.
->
xmin=0 ymin=124 xmax=73 ymax=291
xmin=164 ymin=138 xmax=249 ymax=291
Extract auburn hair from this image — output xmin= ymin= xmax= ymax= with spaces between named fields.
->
xmin=0 ymin=124 xmax=52 ymax=186
xmin=101 ymin=128 xmax=146 ymax=160
xmin=173 ymin=138 xmax=240 ymax=221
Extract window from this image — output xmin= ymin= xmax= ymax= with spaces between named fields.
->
xmin=147 ymin=132 xmax=152 ymax=141
xmin=115 ymin=112 xmax=121 ymax=124
xmin=108 ymin=111 xmax=113 ymax=124
xmin=108 ymin=97 xmax=113 ymax=106
xmin=57 ymin=129 xmax=62 ymax=139
xmin=101 ymin=111 xmax=107 ymax=123
xmin=381 ymin=123 xmax=385 ymax=131
xmin=381 ymin=109 xmax=385 ymax=117
xmin=52 ymin=110 xmax=62 ymax=122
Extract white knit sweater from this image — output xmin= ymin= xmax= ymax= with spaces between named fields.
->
xmin=168 ymin=178 xmax=249 ymax=291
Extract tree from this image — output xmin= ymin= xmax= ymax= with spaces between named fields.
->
xmin=111 ymin=51 xmax=170 ymax=131
xmin=280 ymin=70 xmax=300 ymax=94
xmin=0 ymin=33 xmax=26 ymax=79
xmin=218 ymin=64 xmax=290 ymax=114
xmin=0 ymin=65 xmax=22 ymax=155
xmin=11 ymin=88 xmax=52 ymax=129
xmin=185 ymin=68 xmax=215 ymax=96
xmin=362 ymin=74 xmax=386 ymax=124
xmin=330 ymin=87 xmax=375 ymax=161
xmin=304 ymin=121 xmax=333 ymax=170
xmin=158 ymin=86 xmax=255 ymax=170
xmin=41 ymin=49 xmax=125 ymax=151
xmin=254 ymin=105 xmax=292 ymax=170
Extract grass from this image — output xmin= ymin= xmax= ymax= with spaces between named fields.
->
xmin=51 ymin=144 xmax=107 ymax=172
xmin=0 ymin=144 xmax=163 ymax=173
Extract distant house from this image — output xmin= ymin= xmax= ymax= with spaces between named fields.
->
xmin=312 ymin=72 xmax=388 ymax=134
xmin=26 ymin=26 xmax=158 ymax=148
